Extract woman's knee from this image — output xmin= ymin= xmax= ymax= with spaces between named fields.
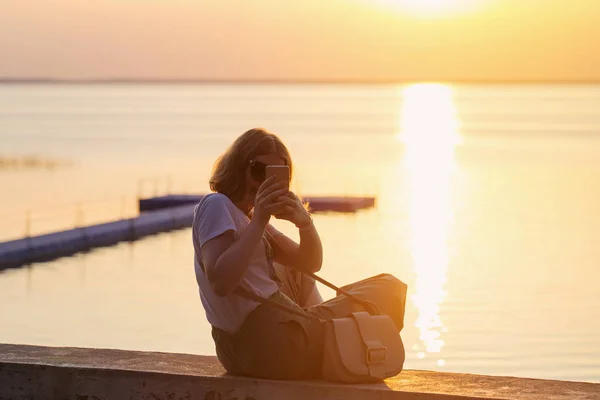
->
xmin=380 ymin=273 xmax=407 ymax=289
xmin=365 ymin=274 xmax=408 ymax=332
xmin=377 ymin=274 xmax=408 ymax=301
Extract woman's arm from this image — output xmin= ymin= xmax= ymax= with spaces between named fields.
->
xmin=267 ymin=194 xmax=323 ymax=273
xmin=296 ymin=218 xmax=323 ymax=273
xmin=203 ymin=218 xmax=267 ymax=296
xmin=201 ymin=178 xmax=289 ymax=296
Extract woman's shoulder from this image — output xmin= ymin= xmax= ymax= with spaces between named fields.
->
xmin=199 ymin=192 xmax=232 ymax=207
xmin=195 ymin=193 xmax=236 ymax=217
xmin=192 ymin=193 xmax=241 ymax=248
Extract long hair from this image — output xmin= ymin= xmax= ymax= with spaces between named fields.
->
xmin=209 ymin=128 xmax=293 ymax=202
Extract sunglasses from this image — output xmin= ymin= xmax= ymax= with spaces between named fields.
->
xmin=249 ymin=160 xmax=268 ymax=182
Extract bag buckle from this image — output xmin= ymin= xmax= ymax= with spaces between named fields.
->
xmin=366 ymin=346 xmax=387 ymax=364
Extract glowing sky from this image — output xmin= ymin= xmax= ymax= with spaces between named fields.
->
xmin=1 ymin=0 xmax=598 ymax=82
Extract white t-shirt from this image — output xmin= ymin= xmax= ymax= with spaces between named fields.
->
xmin=192 ymin=193 xmax=280 ymax=333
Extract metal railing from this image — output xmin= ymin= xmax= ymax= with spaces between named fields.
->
xmin=0 ymin=173 xmax=378 ymax=243
xmin=136 ymin=175 xmax=202 ymax=198
xmin=0 ymin=175 xmax=205 ymax=242
xmin=0 ymin=196 xmax=140 ymax=242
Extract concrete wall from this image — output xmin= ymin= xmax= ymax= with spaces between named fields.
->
xmin=1 ymin=344 xmax=598 ymax=400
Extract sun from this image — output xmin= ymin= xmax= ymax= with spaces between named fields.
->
xmin=371 ymin=0 xmax=484 ymax=17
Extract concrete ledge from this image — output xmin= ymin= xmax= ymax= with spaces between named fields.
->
xmin=1 ymin=344 xmax=598 ymax=400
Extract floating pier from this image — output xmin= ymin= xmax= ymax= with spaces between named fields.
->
xmin=0 ymin=194 xmax=375 ymax=270
xmin=0 ymin=204 xmax=194 ymax=270
xmin=140 ymin=194 xmax=375 ymax=213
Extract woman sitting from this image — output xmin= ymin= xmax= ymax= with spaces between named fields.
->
xmin=192 ymin=127 xmax=406 ymax=380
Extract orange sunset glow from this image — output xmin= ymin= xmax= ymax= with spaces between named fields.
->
xmin=370 ymin=0 xmax=488 ymax=16
xmin=1 ymin=0 xmax=599 ymax=82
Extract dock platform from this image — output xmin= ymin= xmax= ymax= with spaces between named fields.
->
xmin=0 ymin=204 xmax=194 ymax=270
xmin=0 ymin=194 xmax=375 ymax=270
xmin=139 ymin=194 xmax=376 ymax=213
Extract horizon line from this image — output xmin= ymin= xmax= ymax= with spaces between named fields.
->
xmin=1 ymin=77 xmax=600 ymax=85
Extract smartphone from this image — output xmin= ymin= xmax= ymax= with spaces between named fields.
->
xmin=265 ymin=165 xmax=290 ymax=185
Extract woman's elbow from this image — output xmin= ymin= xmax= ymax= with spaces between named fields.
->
xmin=306 ymin=256 xmax=323 ymax=273
xmin=210 ymin=281 xmax=230 ymax=297
xmin=207 ymin=269 xmax=233 ymax=297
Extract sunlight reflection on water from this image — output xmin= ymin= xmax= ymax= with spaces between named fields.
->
xmin=400 ymin=84 xmax=461 ymax=366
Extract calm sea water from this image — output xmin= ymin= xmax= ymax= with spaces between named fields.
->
xmin=0 ymin=83 xmax=599 ymax=383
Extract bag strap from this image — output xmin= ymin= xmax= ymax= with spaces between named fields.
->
xmin=233 ymin=286 xmax=326 ymax=324
xmin=296 ymin=269 xmax=381 ymax=315
xmin=263 ymin=227 xmax=382 ymax=315
xmin=194 ymin=252 xmax=325 ymax=324
xmin=194 ymin=218 xmax=380 ymax=323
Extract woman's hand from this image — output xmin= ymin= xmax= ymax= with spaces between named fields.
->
xmin=252 ymin=176 xmax=290 ymax=226
xmin=273 ymin=191 xmax=312 ymax=228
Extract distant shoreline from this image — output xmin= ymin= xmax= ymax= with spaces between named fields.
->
xmin=1 ymin=78 xmax=600 ymax=85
